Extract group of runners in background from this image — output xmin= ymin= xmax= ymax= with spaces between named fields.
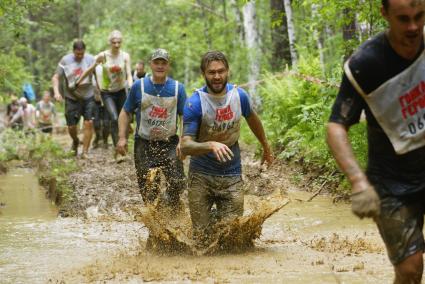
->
xmin=46 ymin=29 xmax=273 ymax=238
xmin=4 ymin=91 xmax=57 ymax=134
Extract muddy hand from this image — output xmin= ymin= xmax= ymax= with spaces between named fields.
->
xmin=209 ymin=141 xmax=234 ymax=163
xmin=176 ymin=141 xmax=186 ymax=161
xmin=261 ymin=146 xmax=274 ymax=167
xmin=351 ymin=184 xmax=380 ymax=219
xmin=95 ymin=53 xmax=105 ymax=65
xmin=116 ymin=138 xmax=128 ymax=156
xmin=54 ymin=91 xmax=63 ymax=102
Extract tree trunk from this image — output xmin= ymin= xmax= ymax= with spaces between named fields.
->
xmin=270 ymin=0 xmax=290 ymax=71
xmin=283 ymin=0 xmax=297 ymax=67
xmin=311 ymin=4 xmax=325 ymax=74
xmin=243 ymin=1 xmax=261 ymax=106
xmin=342 ymin=7 xmax=357 ymax=61
xmin=222 ymin=0 xmax=227 ymax=21
xmin=229 ymin=0 xmax=245 ymax=43
xmin=75 ymin=0 xmax=81 ymax=38
xmin=196 ymin=0 xmax=212 ymax=49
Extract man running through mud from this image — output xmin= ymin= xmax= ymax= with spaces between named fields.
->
xmin=181 ymin=50 xmax=273 ymax=241
xmin=116 ymin=48 xmax=186 ymax=206
xmin=52 ymin=40 xmax=95 ymax=158
xmin=327 ymin=1 xmax=425 ymax=283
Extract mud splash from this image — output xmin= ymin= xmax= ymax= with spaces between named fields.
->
xmin=135 ymin=190 xmax=289 ymax=256
xmin=49 ymin=143 xmax=394 ymax=283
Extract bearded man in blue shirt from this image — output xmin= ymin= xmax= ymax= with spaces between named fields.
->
xmin=181 ymin=51 xmax=273 ymax=238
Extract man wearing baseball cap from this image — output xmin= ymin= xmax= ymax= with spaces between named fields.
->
xmin=117 ymin=48 xmax=187 ymax=206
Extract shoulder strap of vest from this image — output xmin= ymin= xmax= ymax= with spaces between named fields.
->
xmin=175 ymin=80 xmax=179 ymax=97
xmin=141 ymin=77 xmax=145 ymax=95
xmin=344 ymin=59 xmax=367 ymax=98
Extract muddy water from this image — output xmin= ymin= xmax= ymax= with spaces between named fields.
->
xmin=59 ymin=190 xmax=394 ymax=283
xmin=0 ymin=157 xmax=395 ymax=283
xmin=0 ymin=168 xmax=145 ymax=284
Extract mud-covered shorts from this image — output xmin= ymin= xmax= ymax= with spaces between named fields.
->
xmin=374 ymin=190 xmax=425 ymax=265
xmin=133 ymin=135 xmax=185 ymax=203
xmin=65 ymin=97 xmax=95 ymax=126
xmin=188 ymin=171 xmax=244 ymax=231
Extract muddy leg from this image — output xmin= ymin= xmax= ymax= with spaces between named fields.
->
xmin=82 ymin=120 xmax=93 ymax=154
xmin=162 ymin=157 xmax=185 ymax=206
xmin=68 ymin=125 xmax=79 ymax=155
xmin=188 ymin=172 xmax=213 ymax=238
xmin=134 ymin=138 xmax=159 ymax=203
xmin=215 ymin=176 xmax=244 ymax=222
xmin=394 ymin=252 xmax=423 ymax=284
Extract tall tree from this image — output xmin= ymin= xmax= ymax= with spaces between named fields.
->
xmin=196 ymin=0 xmax=212 ymax=49
xmin=311 ymin=4 xmax=325 ymax=74
xmin=270 ymin=0 xmax=290 ymax=71
xmin=283 ymin=0 xmax=297 ymax=67
xmin=243 ymin=0 xmax=261 ymax=104
xmin=229 ymin=0 xmax=245 ymax=43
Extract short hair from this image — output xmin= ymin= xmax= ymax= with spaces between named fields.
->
xmin=137 ymin=60 xmax=145 ymax=66
xmin=73 ymin=39 xmax=86 ymax=50
xmin=108 ymin=30 xmax=122 ymax=42
xmin=200 ymin=51 xmax=229 ymax=73
xmin=383 ymin=0 xmax=424 ymax=10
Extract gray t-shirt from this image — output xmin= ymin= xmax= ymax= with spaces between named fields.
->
xmin=55 ymin=53 xmax=95 ymax=100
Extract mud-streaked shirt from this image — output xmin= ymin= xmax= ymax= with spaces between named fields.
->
xmin=329 ymin=32 xmax=425 ymax=196
xmin=184 ymin=83 xmax=252 ymax=176
xmin=123 ymin=76 xmax=186 ymax=139
xmin=55 ymin=53 xmax=95 ymax=100
xmin=101 ymin=50 xmax=128 ymax=92
xmin=138 ymin=77 xmax=178 ymax=141
xmin=197 ymin=86 xmax=242 ymax=147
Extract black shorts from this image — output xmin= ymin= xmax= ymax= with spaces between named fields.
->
xmin=38 ymin=123 xmax=53 ymax=133
xmin=65 ymin=97 xmax=95 ymax=126
xmin=374 ymin=190 xmax=425 ymax=264
xmin=133 ymin=135 xmax=185 ymax=201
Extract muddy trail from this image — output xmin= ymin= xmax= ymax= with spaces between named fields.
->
xmin=42 ymin=142 xmax=394 ymax=284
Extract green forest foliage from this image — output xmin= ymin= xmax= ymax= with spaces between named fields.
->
xmin=0 ymin=0 xmax=386 ymax=193
xmin=241 ymin=56 xmax=368 ymax=192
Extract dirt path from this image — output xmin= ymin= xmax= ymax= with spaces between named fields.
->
xmin=51 ymin=143 xmax=394 ymax=283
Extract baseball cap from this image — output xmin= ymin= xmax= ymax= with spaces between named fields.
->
xmin=150 ymin=48 xmax=169 ymax=61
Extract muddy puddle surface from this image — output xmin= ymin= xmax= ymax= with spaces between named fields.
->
xmin=0 ymin=168 xmax=145 ymax=284
xmin=46 ymin=146 xmax=394 ymax=283
xmin=0 ymin=140 xmax=396 ymax=283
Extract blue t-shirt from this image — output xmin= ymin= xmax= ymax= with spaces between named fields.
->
xmin=123 ymin=76 xmax=187 ymax=138
xmin=183 ymin=83 xmax=252 ymax=176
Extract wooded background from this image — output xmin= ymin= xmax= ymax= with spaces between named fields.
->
xmin=1 ymin=0 xmax=386 ymax=190
xmin=0 ymin=0 xmax=385 ymax=97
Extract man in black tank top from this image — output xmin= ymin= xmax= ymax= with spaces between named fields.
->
xmin=327 ymin=1 xmax=425 ymax=283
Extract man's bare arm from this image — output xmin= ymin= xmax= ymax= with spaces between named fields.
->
xmin=116 ymin=109 xmax=131 ymax=155
xmin=52 ymin=73 xmax=62 ymax=102
xmin=245 ymin=111 xmax=273 ymax=165
xmin=125 ymin=53 xmax=133 ymax=87
xmin=326 ymin=122 xmax=381 ymax=218
xmin=76 ymin=63 xmax=97 ymax=86
xmin=181 ymin=136 xmax=233 ymax=163
xmin=326 ymin=122 xmax=368 ymax=192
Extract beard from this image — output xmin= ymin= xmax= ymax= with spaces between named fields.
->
xmin=206 ymin=77 xmax=228 ymax=94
